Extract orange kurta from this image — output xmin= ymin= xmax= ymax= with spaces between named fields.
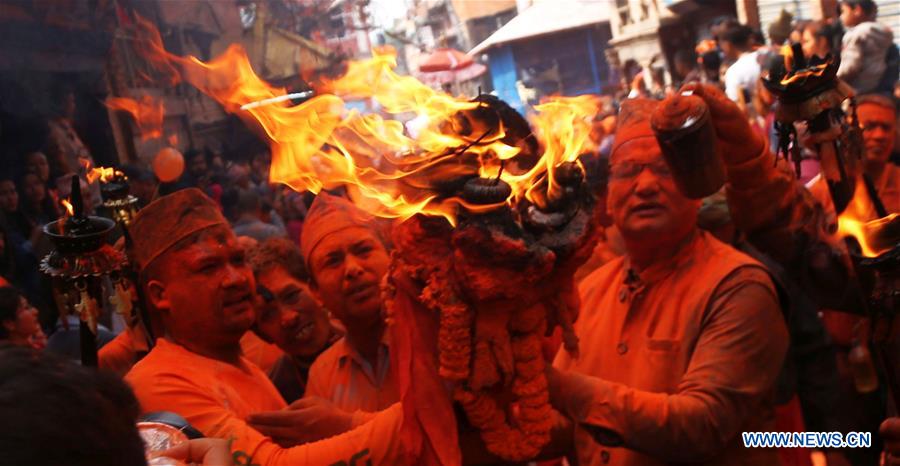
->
xmin=553 ymin=231 xmax=788 ymax=466
xmin=125 ymin=338 xmax=406 ymax=465
xmin=240 ymin=331 xmax=285 ymax=373
xmin=305 ymin=336 xmax=399 ymax=412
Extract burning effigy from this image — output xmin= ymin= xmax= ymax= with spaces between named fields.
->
xmin=119 ymin=12 xmax=602 ymax=465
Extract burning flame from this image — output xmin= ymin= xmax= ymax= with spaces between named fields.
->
xmin=779 ymin=43 xmax=829 ymax=86
xmin=129 ymin=15 xmax=599 ymax=224
xmin=105 ymin=95 xmax=165 ymax=140
xmin=836 ymin=176 xmax=897 ymax=257
xmin=80 ymin=159 xmax=123 ymax=184
xmin=61 ymin=198 xmax=74 ymax=217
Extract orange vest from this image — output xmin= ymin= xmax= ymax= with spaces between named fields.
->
xmin=556 ymin=230 xmax=785 ymax=466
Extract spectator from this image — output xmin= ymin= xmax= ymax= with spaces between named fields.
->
xmin=227 ymin=159 xmax=254 ymax=191
xmin=298 ymin=193 xmax=399 ymax=413
xmin=802 ymin=20 xmax=836 ymax=61
xmin=695 ymin=39 xmax=722 ymax=84
xmin=19 ymin=172 xmax=59 ymax=228
xmin=248 ymin=237 xmax=340 ymax=402
xmin=232 ymin=189 xmax=286 ymax=242
xmin=24 ymin=151 xmax=52 ymax=187
xmin=0 ymin=286 xmax=43 ymax=349
xmin=720 ymin=24 xmax=762 ymax=103
xmin=790 ymin=20 xmax=811 ymax=45
xmin=44 ymin=86 xmax=93 ymax=177
xmin=837 ymin=0 xmax=895 ymax=95
xmin=0 ymin=345 xmax=147 ymax=466
xmin=0 ymin=177 xmax=31 ymax=239
xmin=186 ymin=148 xmax=209 ymax=185
xmin=673 ymin=50 xmax=701 ymax=86
xmin=768 ymin=9 xmax=793 ymax=47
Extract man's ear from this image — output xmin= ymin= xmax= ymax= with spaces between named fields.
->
xmin=145 ymin=279 xmax=171 ymax=315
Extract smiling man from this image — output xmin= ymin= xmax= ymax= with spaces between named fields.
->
xmin=298 ymin=192 xmax=399 ymax=412
xmin=548 ymin=99 xmax=789 ymax=466
xmin=123 ymin=188 xmax=406 ymax=465
xmin=248 ymin=237 xmax=340 ymax=402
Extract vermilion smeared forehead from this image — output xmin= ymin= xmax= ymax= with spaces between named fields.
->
xmin=610 ymin=137 xmax=663 ymax=165
xmin=610 ymin=97 xmax=659 ymax=162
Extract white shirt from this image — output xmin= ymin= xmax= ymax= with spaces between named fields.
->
xmin=724 ymin=51 xmax=761 ymax=102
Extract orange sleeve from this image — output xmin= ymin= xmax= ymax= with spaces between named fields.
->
xmin=132 ymin=372 xmax=407 ymax=465
xmin=98 ymin=330 xmax=136 ymax=376
xmin=724 ymin=147 xmax=859 ymax=310
xmin=552 ymin=268 xmax=788 ymax=462
xmin=724 ymin=147 xmax=830 ymax=262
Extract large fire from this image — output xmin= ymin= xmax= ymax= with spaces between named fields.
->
xmin=105 ymin=95 xmax=165 ymax=141
xmin=129 ymin=15 xmax=599 ymax=225
xmin=837 ymin=176 xmax=897 ymax=257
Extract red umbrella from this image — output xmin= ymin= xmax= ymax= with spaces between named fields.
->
xmin=419 ymin=48 xmax=475 ymax=72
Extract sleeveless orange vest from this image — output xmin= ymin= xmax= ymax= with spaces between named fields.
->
xmin=556 ymin=230 xmax=784 ymax=466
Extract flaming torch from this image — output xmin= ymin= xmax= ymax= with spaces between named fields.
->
xmin=40 ymin=176 xmax=131 ymax=366
xmin=764 ymin=44 xmax=900 ymax=403
xmin=840 ymin=177 xmax=900 ymax=403
xmin=82 ymin=159 xmax=140 ymax=225
xmin=384 ymin=96 xmax=600 ymax=462
xmin=762 ymin=43 xmax=865 ymax=212
xmin=122 ymin=16 xmax=601 ymax=461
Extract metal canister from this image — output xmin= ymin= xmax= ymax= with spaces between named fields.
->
xmin=650 ymin=93 xmax=725 ymax=199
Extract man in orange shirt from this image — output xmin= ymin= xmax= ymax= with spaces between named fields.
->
xmin=548 ymin=98 xmax=789 ymax=466
xmin=123 ymin=188 xmax=406 ymax=465
xmin=297 ymin=193 xmax=399 ymax=412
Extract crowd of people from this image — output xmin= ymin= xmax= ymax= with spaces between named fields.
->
xmin=0 ymin=0 xmax=899 ymax=465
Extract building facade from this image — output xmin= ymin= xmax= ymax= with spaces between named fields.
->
xmin=609 ymin=0 xmax=737 ymax=91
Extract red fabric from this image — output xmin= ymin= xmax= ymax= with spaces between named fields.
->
xmin=418 ymin=48 xmax=474 ymax=72
xmin=390 ymin=272 xmax=461 ymax=466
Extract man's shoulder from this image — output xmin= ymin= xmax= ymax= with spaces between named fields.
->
xmin=580 ymin=255 xmax=625 ymax=285
xmin=701 ymin=232 xmax=766 ymax=270
xmin=125 ymin=340 xmax=204 ymax=383
xmin=308 ymin=337 xmax=350 ymax=374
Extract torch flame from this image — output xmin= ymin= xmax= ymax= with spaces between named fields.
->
xmin=61 ymin=198 xmax=74 ymax=217
xmin=836 ymin=176 xmax=896 ymax=257
xmin=778 ymin=43 xmax=829 ymax=86
xmin=128 ymin=15 xmax=599 ymax=224
xmin=80 ymin=158 xmax=123 ymax=184
xmin=105 ymin=95 xmax=165 ymax=140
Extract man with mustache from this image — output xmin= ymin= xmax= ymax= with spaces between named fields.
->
xmin=248 ymin=237 xmax=340 ymax=403
xmin=810 ymin=94 xmax=899 ymax=220
xmin=295 ymin=192 xmax=399 ymax=413
xmin=124 ymin=188 xmax=405 ymax=465
xmin=548 ymin=98 xmax=789 ymax=466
